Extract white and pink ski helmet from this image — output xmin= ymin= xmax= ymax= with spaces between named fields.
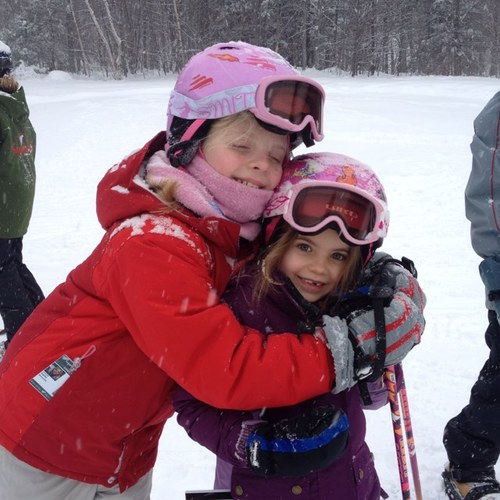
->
xmin=166 ymin=41 xmax=325 ymax=153
xmin=264 ymin=152 xmax=389 ymax=254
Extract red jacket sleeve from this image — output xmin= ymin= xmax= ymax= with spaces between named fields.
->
xmin=93 ymin=222 xmax=334 ymax=410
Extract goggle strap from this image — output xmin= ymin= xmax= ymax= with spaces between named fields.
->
xmin=264 ymin=217 xmax=282 ymax=244
xmin=362 ymin=243 xmax=374 ymax=266
xmin=302 ymin=125 xmax=314 ymax=147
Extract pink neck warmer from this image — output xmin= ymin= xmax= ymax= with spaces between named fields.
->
xmin=145 ymin=151 xmax=273 ymax=241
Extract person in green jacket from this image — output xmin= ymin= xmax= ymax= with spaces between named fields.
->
xmin=0 ymin=41 xmax=44 ymax=354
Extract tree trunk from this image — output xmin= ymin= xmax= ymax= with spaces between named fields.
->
xmin=83 ymin=0 xmax=122 ymax=78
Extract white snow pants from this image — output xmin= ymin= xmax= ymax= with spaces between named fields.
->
xmin=0 ymin=445 xmax=153 ymax=500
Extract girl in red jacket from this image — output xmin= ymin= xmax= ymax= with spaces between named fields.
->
xmin=0 ymin=41 xmax=343 ymax=500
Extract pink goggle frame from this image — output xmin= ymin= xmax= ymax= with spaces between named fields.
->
xmin=251 ymin=75 xmax=324 ymax=142
xmin=281 ymin=181 xmax=389 ymax=246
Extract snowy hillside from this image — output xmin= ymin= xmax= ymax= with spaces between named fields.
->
xmin=13 ymin=71 xmax=500 ymax=498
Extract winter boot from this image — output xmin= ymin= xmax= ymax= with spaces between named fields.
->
xmin=443 ymin=464 xmax=500 ymax=500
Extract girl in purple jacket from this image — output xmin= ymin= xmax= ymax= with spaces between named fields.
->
xmin=174 ymin=152 xmax=425 ymax=500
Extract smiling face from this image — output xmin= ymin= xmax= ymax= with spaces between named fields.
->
xmin=202 ymin=113 xmax=288 ymax=190
xmin=279 ymin=228 xmax=352 ymax=303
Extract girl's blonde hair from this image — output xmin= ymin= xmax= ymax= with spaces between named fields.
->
xmin=149 ymin=110 xmax=276 ymax=210
xmin=254 ymin=223 xmax=362 ymax=307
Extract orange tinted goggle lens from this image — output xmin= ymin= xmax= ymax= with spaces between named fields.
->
xmin=292 ymin=187 xmax=376 ymax=239
xmin=265 ymin=81 xmax=323 ymax=134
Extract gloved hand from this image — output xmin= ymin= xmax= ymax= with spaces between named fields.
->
xmin=324 ymin=253 xmax=425 ymax=391
xmin=321 ymin=315 xmax=373 ymax=393
xmin=347 ymin=254 xmax=425 ymax=378
xmin=241 ymin=405 xmax=349 ymax=477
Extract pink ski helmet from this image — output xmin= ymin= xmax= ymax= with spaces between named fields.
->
xmin=264 ymin=152 xmax=389 ymax=255
xmin=166 ymin=41 xmax=325 ymax=164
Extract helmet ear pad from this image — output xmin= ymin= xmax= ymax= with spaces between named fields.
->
xmin=166 ymin=118 xmax=212 ymax=167
xmin=167 ymin=139 xmax=202 ymax=167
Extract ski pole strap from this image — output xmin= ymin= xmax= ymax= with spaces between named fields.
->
xmin=356 ymin=295 xmax=388 ymax=405
xmin=357 ymin=380 xmax=373 ymax=406
xmin=369 ymin=296 xmax=387 ymax=381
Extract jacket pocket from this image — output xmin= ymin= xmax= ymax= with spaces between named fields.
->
xmin=352 ymin=450 xmax=382 ymax=500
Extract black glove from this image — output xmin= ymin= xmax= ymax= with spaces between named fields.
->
xmin=244 ymin=405 xmax=349 ymax=477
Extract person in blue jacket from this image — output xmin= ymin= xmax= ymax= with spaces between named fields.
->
xmin=443 ymin=91 xmax=500 ymax=498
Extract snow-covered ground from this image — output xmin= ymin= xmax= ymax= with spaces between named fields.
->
xmin=12 ymin=70 xmax=500 ymax=498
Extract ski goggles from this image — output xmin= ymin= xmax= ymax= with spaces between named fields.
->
xmin=251 ymin=75 xmax=324 ymax=142
xmin=282 ymin=182 xmax=388 ymax=245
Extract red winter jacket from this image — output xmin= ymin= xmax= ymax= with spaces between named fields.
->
xmin=0 ymin=133 xmax=334 ymax=491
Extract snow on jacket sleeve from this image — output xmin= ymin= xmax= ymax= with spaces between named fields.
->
xmin=93 ymin=216 xmax=334 ymax=411
xmin=465 ymin=90 xmax=500 ymax=259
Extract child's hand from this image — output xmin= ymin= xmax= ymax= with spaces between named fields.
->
xmin=240 ymin=405 xmax=349 ymax=477
xmin=321 ymin=315 xmax=373 ymax=393
xmin=349 ymin=291 xmax=423 ymax=365
xmin=334 ymin=253 xmax=425 ymax=381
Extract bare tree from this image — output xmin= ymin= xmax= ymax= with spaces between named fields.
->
xmin=1 ymin=0 xmax=499 ymax=77
xmin=67 ymin=0 xmax=90 ymax=75
xmin=82 ymin=0 xmax=123 ymax=77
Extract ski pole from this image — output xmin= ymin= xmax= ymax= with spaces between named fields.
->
xmin=398 ymin=365 xmax=423 ymax=500
xmin=384 ymin=365 xmax=411 ymax=499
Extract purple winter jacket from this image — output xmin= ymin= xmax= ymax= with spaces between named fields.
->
xmin=173 ymin=266 xmax=386 ymax=499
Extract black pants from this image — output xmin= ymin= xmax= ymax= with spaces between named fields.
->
xmin=443 ymin=309 xmax=500 ymax=481
xmin=0 ymin=238 xmax=44 ymax=343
